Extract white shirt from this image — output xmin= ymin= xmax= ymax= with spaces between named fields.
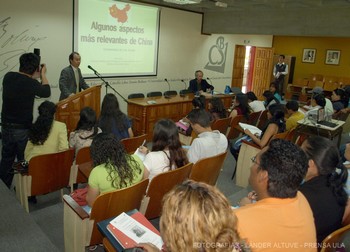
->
xmin=143 ymin=150 xmax=174 ymax=181
xmin=249 ymin=100 xmax=265 ymax=112
xmin=187 ymin=130 xmax=228 ymax=164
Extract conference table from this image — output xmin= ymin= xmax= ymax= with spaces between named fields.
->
xmin=127 ymin=93 xmax=233 ymax=140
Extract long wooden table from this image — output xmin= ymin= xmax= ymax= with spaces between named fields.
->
xmin=127 ymin=93 xmax=233 ymax=140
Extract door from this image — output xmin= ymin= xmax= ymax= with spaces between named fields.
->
xmin=251 ymin=47 xmax=274 ymax=99
xmin=231 ymin=45 xmax=246 ymax=88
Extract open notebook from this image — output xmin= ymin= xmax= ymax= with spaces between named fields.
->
xmin=239 ymin=122 xmax=262 ymax=137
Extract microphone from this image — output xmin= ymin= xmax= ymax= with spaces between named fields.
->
xmin=207 ymin=77 xmax=213 ymax=85
xmin=164 ymin=78 xmax=171 ymax=99
xmin=181 ymin=79 xmax=187 ymax=90
xmin=88 ymin=65 xmax=97 ymax=73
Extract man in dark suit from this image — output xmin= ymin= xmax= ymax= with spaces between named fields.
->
xmin=188 ymin=70 xmax=214 ymax=94
xmin=59 ymin=52 xmax=89 ymax=100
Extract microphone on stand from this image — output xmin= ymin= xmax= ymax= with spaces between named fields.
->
xmin=164 ymin=78 xmax=171 ymax=99
xmin=180 ymin=79 xmax=187 ymax=97
xmin=88 ymin=65 xmax=97 ymax=74
xmin=206 ymin=77 xmax=213 ymax=85
xmin=181 ymin=79 xmax=187 ymax=90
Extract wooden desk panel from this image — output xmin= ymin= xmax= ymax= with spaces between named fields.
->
xmin=127 ymin=94 xmax=233 ymax=140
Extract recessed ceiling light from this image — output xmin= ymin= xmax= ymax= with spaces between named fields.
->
xmin=163 ymin=0 xmax=201 ymax=5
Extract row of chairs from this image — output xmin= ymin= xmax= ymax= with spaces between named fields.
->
xmin=63 ymin=150 xmax=227 ymax=252
xmin=128 ymin=89 xmax=192 ymax=99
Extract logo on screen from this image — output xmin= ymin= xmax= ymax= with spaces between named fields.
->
xmin=204 ymin=36 xmax=227 ymax=74
xmin=109 ymin=4 xmax=131 ymax=23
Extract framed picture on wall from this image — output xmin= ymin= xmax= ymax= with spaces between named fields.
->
xmin=302 ymin=48 xmax=316 ymax=63
xmin=325 ymin=50 xmax=341 ymax=65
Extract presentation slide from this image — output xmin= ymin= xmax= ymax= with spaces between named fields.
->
xmin=74 ymin=0 xmax=160 ymax=78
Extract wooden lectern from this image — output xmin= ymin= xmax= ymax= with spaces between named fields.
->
xmin=56 ymin=85 xmax=101 ymax=135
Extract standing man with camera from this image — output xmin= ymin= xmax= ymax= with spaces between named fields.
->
xmin=59 ymin=52 xmax=89 ymax=101
xmin=0 ymin=52 xmax=51 ymax=188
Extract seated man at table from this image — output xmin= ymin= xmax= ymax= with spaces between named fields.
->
xmin=234 ymin=139 xmax=316 ymax=252
xmin=188 ymin=70 xmax=214 ymax=94
xmin=285 ymin=100 xmax=304 ymax=131
xmin=186 ymin=109 xmax=227 ymax=163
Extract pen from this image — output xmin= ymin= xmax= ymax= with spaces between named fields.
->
xmin=141 ymin=140 xmax=146 ymax=146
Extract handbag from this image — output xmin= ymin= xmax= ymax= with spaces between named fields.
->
xmin=12 ymin=160 xmax=29 ymax=174
xmin=70 ymin=187 xmax=88 ymax=206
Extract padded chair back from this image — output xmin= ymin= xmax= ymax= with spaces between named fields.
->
xmin=226 ymin=115 xmax=247 ymax=140
xmin=256 ymin=110 xmax=268 ymax=130
xmin=29 ymin=148 xmax=75 ymax=196
xmin=147 ymin=91 xmax=162 ymax=97
xmin=270 ymin=131 xmax=289 ymax=141
xmin=321 ymin=224 xmax=350 ymax=252
xmin=128 ymin=93 xmax=145 ymax=99
xmin=89 ymin=179 xmax=149 ymax=246
xmin=164 ymin=90 xmax=178 ymax=97
xmin=211 ymin=117 xmax=231 ymax=135
xmin=75 ymin=146 xmax=92 ymax=184
xmin=179 ymin=89 xmax=193 ymax=95
xmin=120 ymin=134 xmax=147 ymax=154
xmin=247 ymin=111 xmax=262 ymax=126
xmin=144 ymin=163 xmax=193 ymax=219
xmin=189 ymin=151 xmax=227 ymax=186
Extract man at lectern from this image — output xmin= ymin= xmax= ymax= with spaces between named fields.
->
xmin=59 ymin=52 xmax=89 ymax=100
xmin=188 ymin=70 xmax=214 ymax=94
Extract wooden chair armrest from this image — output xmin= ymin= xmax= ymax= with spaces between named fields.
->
xmin=242 ymin=140 xmax=261 ymax=149
xmin=63 ymin=194 xmax=89 ymax=219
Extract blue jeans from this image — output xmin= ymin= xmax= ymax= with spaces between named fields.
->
xmin=0 ymin=127 xmax=29 ymax=188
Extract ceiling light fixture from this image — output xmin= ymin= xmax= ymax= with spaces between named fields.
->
xmin=163 ymin=0 xmax=201 ymax=5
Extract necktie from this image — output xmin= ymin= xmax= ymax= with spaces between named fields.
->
xmin=74 ymin=69 xmax=79 ymax=93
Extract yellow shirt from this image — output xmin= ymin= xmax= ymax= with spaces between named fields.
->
xmin=234 ymin=192 xmax=316 ymax=252
xmin=286 ymin=111 xmax=305 ymax=131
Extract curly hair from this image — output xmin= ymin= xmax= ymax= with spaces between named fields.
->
xmin=90 ymin=133 xmax=142 ymax=189
xmin=98 ymin=94 xmax=129 ymax=139
xmin=152 ymin=119 xmax=188 ymax=169
xmin=302 ymin=136 xmax=348 ymax=206
xmin=209 ymin=97 xmax=227 ymax=119
xmin=260 ymin=139 xmax=308 ymax=198
xmin=160 ymin=180 xmax=248 ymax=252
xmin=75 ymin=107 xmax=99 ymax=140
xmin=28 ymin=101 xmax=56 ymax=145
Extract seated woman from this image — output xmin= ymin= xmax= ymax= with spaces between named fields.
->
xmin=25 ymin=101 xmax=69 ymax=161
xmin=263 ymin=90 xmax=280 ymax=109
xmin=208 ymin=97 xmax=227 ymax=120
xmin=139 ymin=180 xmax=248 ymax=252
xmin=247 ymin=91 xmax=265 ymax=112
xmin=230 ymin=103 xmax=285 ymax=161
xmin=269 ymin=82 xmax=282 ymax=102
xmin=139 ymin=119 xmax=188 ymax=181
xmin=331 ymin=88 xmax=348 ymax=113
xmin=69 ymin=107 xmax=101 ymax=155
xmin=98 ymin=93 xmax=133 ymax=141
xmin=86 ymin=133 xmax=144 ymax=208
xmin=300 ymin=136 xmax=348 ymax=244
xmin=229 ymin=93 xmax=251 ymax=120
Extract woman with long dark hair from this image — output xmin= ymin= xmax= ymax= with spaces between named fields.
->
xmin=98 ymin=93 xmax=133 ymax=140
xmin=229 ymin=93 xmax=251 ymax=120
xmin=263 ymin=90 xmax=280 ymax=109
xmin=25 ymin=101 xmax=69 ymax=161
xmin=139 ymin=119 xmax=188 ymax=181
xmin=86 ymin=133 xmax=144 ymax=207
xmin=69 ymin=107 xmax=101 ymax=154
xmin=208 ymin=97 xmax=227 ymax=120
xmin=300 ymin=136 xmax=348 ymax=243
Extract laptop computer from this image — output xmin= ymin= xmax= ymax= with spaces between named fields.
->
xmin=317 ymin=108 xmax=338 ymax=128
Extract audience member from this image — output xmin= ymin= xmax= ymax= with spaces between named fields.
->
xmin=285 ymin=100 xmax=304 ymax=131
xmin=230 ymin=104 xmax=285 ymax=162
xmin=188 ymin=70 xmax=214 ymax=94
xmin=234 ymin=139 xmax=316 ymax=252
xmin=59 ymin=52 xmax=89 ymax=100
xmin=139 ymin=180 xmax=249 ymax=252
xmin=98 ymin=93 xmax=133 ymax=141
xmin=300 ymin=136 xmax=348 ymax=244
xmin=269 ymin=82 xmax=282 ymax=102
xmin=69 ymin=107 xmax=101 ymax=155
xmin=247 ymin=91 xmax=265 ymax=112
xmin=86 ymin=133 xmax=144 ymax=208
xmin=262 ymin=90 xmax=279 ymax=109
xmin=25 ymin=101 xmax=68 ymax=161
xmin=306 ymin=87 xmax=333 ymax=116
xmin=229 ymin=93 xmax=251 ymax=120
xmin=187 ymin=109 xmax=227 ymax=163
xmin=208 ymin=97 xmax=227 ymax=120
xmin=331 ymin=88 xmax=348 ymax=113
xmin=304 ymin=93 xmax=326 ymax=120
xmin=0 ymin=52 xmax=51 ymax=188
xmin=139 ymin=119 xmax=189 ymax=181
